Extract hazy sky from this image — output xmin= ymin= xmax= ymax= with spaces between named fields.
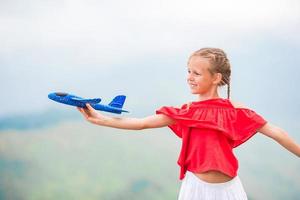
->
xmin=0 ymin=0 xmax=299 ymax=117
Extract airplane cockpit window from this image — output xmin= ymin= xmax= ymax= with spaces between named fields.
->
xmin=55 ymin=92 xmax=68 ymax=97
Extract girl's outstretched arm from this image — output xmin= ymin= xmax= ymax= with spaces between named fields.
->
xmin=77 ymin=103 xmax=175 ymax=130
xmin=258 ymin=123 xmax=300 ymax=158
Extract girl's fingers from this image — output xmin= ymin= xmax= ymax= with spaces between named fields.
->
xmin=85 ymin=103 xmax=99 ymax=116
xmin=77 ymin=107 xmax=89 ymax=119
xmin=77 ymin=107 xmax=84 ymax=114
xmin=84 ymin=108 xmax=93 ymax=116
xmin=85 ymin=103 xmax=95 ymax=111
xmin=77 ymin=107 xmax=85 ymax=115
xmin=77 ymin=105 xmax=101 ymax=124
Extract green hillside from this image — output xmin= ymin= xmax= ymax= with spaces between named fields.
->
xmin=0 ymin=122 xmax=181 ymax=200
xmin=0 ymin=121 xmax=299 ymax=199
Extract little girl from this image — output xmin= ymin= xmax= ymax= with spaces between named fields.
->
xmin=77 ymin=47 xmax=300 ymax=200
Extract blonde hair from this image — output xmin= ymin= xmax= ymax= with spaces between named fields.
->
xmin=188 ymin=47 xmax=231 ymax=99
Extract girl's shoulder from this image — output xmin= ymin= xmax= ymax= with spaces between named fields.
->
xmin=187 ymin=98 xmax=251 ymax=110
xmin=179 ymin=99 xmax=255 ymax=112
xmin=229 ymin=100 xmax=249 ymax=109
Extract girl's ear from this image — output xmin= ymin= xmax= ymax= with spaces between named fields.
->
xmin=213 ymin=73 xmax=222 ymax=85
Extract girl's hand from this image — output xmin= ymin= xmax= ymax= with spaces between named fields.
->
xmin=77 ymin=103 xmax=107 ymax=125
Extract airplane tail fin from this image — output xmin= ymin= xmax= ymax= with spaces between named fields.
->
xmin=109 ymin=95 xmax=126 ymax=109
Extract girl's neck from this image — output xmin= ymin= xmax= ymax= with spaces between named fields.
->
xmin=198 ymin=94 xmax=220 ymax=101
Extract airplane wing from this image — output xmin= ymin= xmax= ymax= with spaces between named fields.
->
xmin=70 ymin=97 xmax=101 ymax=104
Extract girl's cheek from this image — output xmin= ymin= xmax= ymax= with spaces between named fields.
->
xmin=194 ymin=77 xmax=201 ymax=82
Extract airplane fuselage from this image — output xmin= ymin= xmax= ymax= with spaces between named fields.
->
xmin=48 ymin=92 xmax=128 ymax=114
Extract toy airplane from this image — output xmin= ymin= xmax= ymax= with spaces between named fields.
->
xmin=48 ymin=92 xmax=129 ymax=114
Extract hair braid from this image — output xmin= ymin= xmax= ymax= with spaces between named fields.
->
xmin=227 ymin=82 xmax=230 ymax=99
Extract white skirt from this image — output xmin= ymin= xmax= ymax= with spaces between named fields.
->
xmin=178 ymin=171 xmax=248 ymax=200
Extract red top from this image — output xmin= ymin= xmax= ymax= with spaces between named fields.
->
xmin=156 ymin=98 xmax=267 ymax=180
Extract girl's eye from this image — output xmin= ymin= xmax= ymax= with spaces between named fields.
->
xmin=187 ymin=69 xmax=201 ymax=76
xmin=193 ymin=72 xmax=201 ymax=76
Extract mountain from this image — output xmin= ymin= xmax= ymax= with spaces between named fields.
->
xmin=0 ymin=121 xmax=299 ymax=199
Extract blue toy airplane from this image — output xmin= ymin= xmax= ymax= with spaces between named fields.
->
xmin=48 ymin=92 xmax=129 ymax=114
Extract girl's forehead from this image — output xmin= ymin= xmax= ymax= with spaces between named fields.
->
xmin=188 ymin=56 xmax=211 ymax=71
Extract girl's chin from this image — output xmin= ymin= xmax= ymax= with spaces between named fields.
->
xmin=190 ymin=90 xmax=199 ymax=94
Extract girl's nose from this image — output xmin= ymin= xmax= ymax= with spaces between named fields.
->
xmin=187 ymin=74 xmax=194 ymax=81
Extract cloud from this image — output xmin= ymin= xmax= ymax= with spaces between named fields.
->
xmin=1 ymin=0 xmax=299 ymax=54
xmin=0 ymin=0 xmax=299 ymax=116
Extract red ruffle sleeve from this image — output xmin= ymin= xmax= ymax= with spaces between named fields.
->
xmin=156 ymin=103 xmax=190 ymax=138
xmin=231 ymin=108 xmax=267 ymax=147
xmin=156 ymin=102 xmax=267 ymax=148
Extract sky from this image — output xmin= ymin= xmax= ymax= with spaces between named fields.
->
xmin=1 ymin=2 xmax=300 ymax=199
xmin=0 ymin=0 xmax=300 ymax=119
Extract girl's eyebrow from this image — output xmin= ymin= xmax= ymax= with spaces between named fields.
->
xmin=187 ymin=67 xmax=202 ymax=73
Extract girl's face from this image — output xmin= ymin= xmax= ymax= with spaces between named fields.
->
xmin=187 ymin=56 xmax=219 ymax=95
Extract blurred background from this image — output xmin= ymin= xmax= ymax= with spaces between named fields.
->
xmin=0 ymin=0 xmax=299 ymax=199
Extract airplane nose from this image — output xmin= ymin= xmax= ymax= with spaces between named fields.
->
xmin=48 ymin=93 xmax=56 ymax=100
